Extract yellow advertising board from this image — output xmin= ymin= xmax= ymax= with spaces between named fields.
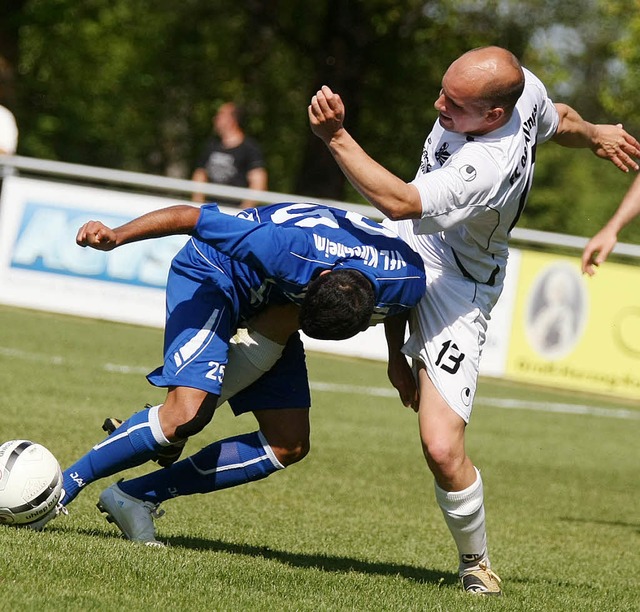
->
xmin=505 ymin=251 xmax=640 ymax=400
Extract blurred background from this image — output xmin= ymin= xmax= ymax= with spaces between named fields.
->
xmin=2 ymin=0 xmax=640 ymax=240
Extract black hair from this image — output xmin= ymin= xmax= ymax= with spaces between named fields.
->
xmin=299 ymin=269 xmax=375 ymax=340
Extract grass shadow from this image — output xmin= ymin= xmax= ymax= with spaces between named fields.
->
xmin=67 ymin=525 xmax=456 ymax=586
xmin=165 ymin=534 xmax=457 ymax=586
xmin=559 ymin=515 xmax=640 ymax=534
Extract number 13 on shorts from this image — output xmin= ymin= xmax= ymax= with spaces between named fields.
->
xmin=435 ymin=340 xmax=466 ymax=374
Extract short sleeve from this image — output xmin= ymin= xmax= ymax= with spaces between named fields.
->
xmin=410 ymin=150 xmax=501 ymax=233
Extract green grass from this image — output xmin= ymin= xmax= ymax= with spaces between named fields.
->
xmin=0 ymin=304 xmax=638 ymax=611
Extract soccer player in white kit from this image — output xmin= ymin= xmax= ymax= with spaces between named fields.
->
xmin=309 ymin=46 xmax=640 ymax=595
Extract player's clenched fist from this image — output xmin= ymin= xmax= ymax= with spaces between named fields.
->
xmin=308 ymin=85 xmax=346 ymax=143
xmin=76 ymin=221 xmax=118 ymax=251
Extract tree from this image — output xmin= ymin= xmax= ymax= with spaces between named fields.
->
xmin=0 ymin=0 xmax=28 ymax=108
xmin=10 ymin=0 xmax=640 ymax=240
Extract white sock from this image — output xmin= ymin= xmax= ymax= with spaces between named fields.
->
xmin=147 ymin=404 xmax=172 ymax=446
xmin=434 ymin=467 xmax=490 ymax=573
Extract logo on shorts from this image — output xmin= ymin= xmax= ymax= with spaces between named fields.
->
xmin=461 ymin=387 xmax=472 ymax=406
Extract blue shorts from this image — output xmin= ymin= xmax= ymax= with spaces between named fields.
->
xmin=229 ymin=333 xmax=310 ymax=415
xmin=147 ymin=243 xmax=310 ymax=414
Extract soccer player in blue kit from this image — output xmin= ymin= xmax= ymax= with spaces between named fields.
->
xmin=52 ymin=201 xmax=425 ymax=544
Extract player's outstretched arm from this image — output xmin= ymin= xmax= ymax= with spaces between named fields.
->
xmin=76 ymin=205 xmax=201 ymax=251
xmin=552 ymin=103 xmax=640 ymax=172
xmin=308 ymin=86 xmax=422 ymax=221
xmin=582 ymin=173 xmax=640 ymax=275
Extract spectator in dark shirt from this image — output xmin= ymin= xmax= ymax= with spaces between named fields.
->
xmin=191 ymin=102 xmax=268 ymax=209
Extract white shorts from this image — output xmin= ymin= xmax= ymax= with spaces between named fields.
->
xmin=401 ymin=240 xmax=503 ymax=423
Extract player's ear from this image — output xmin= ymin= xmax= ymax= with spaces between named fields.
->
xmin=319 ymin=269 xmax=332 ymax=277
xmin=486 ymin=106 xmax=505 ymax=126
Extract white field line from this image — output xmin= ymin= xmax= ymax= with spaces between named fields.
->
xmin=2 ymin=347 xmax=638 ymax=421
xmin=309 ymin=382 xmax=640 ymax=421
xmin=0 ymin=346 xmax=65 ymax=365
xmin=103 ymin=363 xmax=151 ymax=375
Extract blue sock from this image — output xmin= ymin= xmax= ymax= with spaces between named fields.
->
xmin=118 ymin=431 xmax=283 ymax=504
xmin=62 ymin=406 xmax=166 ymax=505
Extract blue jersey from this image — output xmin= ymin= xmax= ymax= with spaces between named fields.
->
xmin=149 ymin=202 xmax=424 ymax=407
xmin=185 ymin=202 xmax=425 ymax=324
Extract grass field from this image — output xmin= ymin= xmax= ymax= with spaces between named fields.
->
xmin=0 ymin=304 xmax=638 ymax=611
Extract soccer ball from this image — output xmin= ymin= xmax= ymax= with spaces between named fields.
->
xmin=0 ymin=440 xmax=63 ymax=528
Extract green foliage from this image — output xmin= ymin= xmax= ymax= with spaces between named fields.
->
xmin=0 ymin=304 xmax=638 ymax=610
xmin=525 ymin=144 xmax=638 ymax=238
xmin=599 ymin=0 xmax=640 ymax=127
xmin=5 ymin=0 xmax=640 ymax=238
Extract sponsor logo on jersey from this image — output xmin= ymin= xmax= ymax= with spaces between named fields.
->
xmin=509 ymin=103 xmax=538 ymax=185
xmin=420 ymin=138 xmax=433 ymax=174
xmin=312 ymin=234 xmax=408 ymax=271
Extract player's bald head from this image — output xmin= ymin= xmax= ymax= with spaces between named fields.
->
xmin=446 ymin=46 xmax=525 ymax=116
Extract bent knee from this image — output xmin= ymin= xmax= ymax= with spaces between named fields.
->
xmin=422 ymin=438 xmax=464 ymax=474
xmin=161 ymin=394 xmax=218 ymax=440
xmin=270 ymin=438 xmax=310 ymax=467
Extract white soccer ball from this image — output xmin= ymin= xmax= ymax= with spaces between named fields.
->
xmin=0 ymin=440 xmax=63 ymax=527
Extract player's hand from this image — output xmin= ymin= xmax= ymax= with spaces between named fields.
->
xmin=387 ymin=355 xmax=419 ymax=412
xmin=76 ymin=221 xmax=118 ymax=251
xmin=308 ymin=85 xmax=346 ymax=143
xmin=581 ymin=227 xmax=617 ymax=276
xmin=591 ymin=123 xmax=640 ymax=172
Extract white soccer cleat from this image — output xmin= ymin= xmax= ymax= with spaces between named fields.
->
xmin=461 ymin=561 xmax=502 ymax=595
xmin=97 ymin=483 xmax=165 ymax=547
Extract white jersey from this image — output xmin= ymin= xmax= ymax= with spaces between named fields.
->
xmin=392 ymin=68 xmax=558 ymax=287
xmin=386 ymin=68 xmax=560 ymax=421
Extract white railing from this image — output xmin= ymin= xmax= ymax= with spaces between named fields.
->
xmin=0 ymin=154 xmax=375 ymax=218
xmin=2 ymin=154 xmax=639 ymax=258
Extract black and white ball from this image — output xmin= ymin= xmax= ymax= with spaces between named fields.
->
xmin=0 ymin=440 xmax=63 ymax=527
